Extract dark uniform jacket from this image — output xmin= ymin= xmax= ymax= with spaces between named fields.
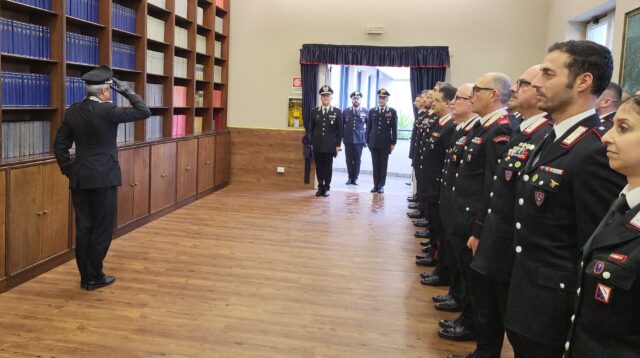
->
xmin=449 ymin=108 xmax=513 ymax=241
xmin=567 ymin=197 xmax=640 ymax=357
xmin=53 ymin=94 xmax=151 ymax=189
xmin=366 ymin=106 xmax=397 ymax=149
xmin=418 ymin=113 xmax=455 ymax=200
xmin=504 ymin=112 xmax=626 ymax=347
xmin=309 ymin=106 xmax=343 ymax=153
xmin=409 ymin=109 xmax=427 ymax=161
xmin=342 ymin=106 xmax=368 ymax=144
xmin=470 ymin=114 xmax=553 ymax=283
xmin=440 ymin=117 xmax=479 ymax=229
xmin=599 ymin=111 xmax=615 ymax=132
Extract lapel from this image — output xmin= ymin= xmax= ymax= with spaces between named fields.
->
xmin=525 ymin=114 xmax=599 ymax=174
xmin=583 ymin=205 xmax=640 ymax=259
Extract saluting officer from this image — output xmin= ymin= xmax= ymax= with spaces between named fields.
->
xmin=504 ymin=41 xmax=625 ymax=357
xmin=53 ymin=65 xmax=151 ymax=291
xmin=366 ymin=88 xmax=397 ymax=194
xmin=567 ymin=95 xmax=640 ymax=357
xmin=342 ymin=91 xmax=368 ymax=185
xmin=440 ymin=72 xmax=514 ymax=343
xmin=449 ymin=65 xmax=553 ymax=358
xmin=309 ymin=85 xmax=343 ymax=197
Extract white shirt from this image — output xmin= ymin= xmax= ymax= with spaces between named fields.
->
xmin=552 ymin=108 xmax=596 ymax=141
xmin=479 ymin=107 xmax=508 ymax=126
xmin=621 ymin=185 xmax=640 ymax=210
xmin=520 ymin=112 xmax=548 ymax=132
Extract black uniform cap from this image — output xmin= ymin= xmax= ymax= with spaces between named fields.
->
xmin=377 ymin=88 xmax=390 ymax=97
xmin=319 ymin=85 xmax=334 ymax=95
xmin=350 ymin=91 xmax=363 ymax=98
xmin=81 ymin=65 xmax=113 ymax=85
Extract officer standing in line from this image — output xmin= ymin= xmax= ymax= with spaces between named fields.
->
xmin=440 ymin=72 xmax=514 ymax=342
xmin=433 ymin=83 xmax=480 ymax=327
xmin=408 ymin=92 xmax=428 ymax=202
xmin=309 ymin=85 xmax=343 ymax=197
xmin=567 ymin=95 xmax=640 ymax=357
xmin=595 ymin=81 xmax=622 ymax=130
xmin=448 ymin=65 xmax=553 ymax=358
xmin=504 ymin=40 xmax=625 ymax=357
xmin=366 ymin=88 xmax=397 ymax=194
xmin=342 ymin=91 xmax=368 ymax=185
xmin=53 ymin=65 xmax=151 ymax=291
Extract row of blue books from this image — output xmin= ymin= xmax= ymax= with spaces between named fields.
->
xmin=112 ymin=42 xmax=136 ymax=70
xmin=0 ymin=18 xmax=51 ymax=59
xmin=65 ymin=77 xmax=86 ymax=107
xmin=66 ymin=32 xmax=99 ymax=65
xmin=13 ymin=0 xmax=51 ymax=9
xmin=112 ymin=3 xmax=136 ymax=33
xmin=66 ymin=0 xmax=99 ymax=23
xmin=1 ymin=72 xmax=51 ymax=107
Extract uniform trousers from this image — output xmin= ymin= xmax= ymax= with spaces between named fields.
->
xmin=370 ymin=147 xmax=389 ymax=188
xmin=507 ymin=330 xmax=564 ymax=358
xmin=344 ymin=143 xmax=364 ymax=182
xmin=313 ymin=151 xmax=334 ymax=191
xmin=471 ymin=273 xmax=515 ymax=358
xmin=71 ymin=186 xmax=117 ymax=284
xmin=449 ymin=235 xmax=477 ymax=329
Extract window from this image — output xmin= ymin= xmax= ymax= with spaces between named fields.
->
xmin=586 ymin=12 xmax=615 ymax=50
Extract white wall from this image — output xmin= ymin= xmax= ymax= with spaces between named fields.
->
xmin=227 ymin=0 xmax=551 ymax=129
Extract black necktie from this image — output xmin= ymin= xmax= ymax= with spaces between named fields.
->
xmin=606 ymin=194 xmax=630 ymax=224
xmin=323 ymin=108 xmax=327 ymax=115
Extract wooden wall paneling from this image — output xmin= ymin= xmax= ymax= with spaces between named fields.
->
xmin=117 ymin=148 xmax=135 ymax=227
xmin=7 ymin=165 xmax=42 ymax=274
xmin=150 ymin=142 xmax=177 ymax=213
xmin=39 ymin=163 xmax=70 ymax=260
xmin=177 ymin=139 xmax=198 ymax=201
xmin=197 ymin=135 xmax=215 ymax=192
xmin=0 ymin=171 xmax=6 ymax=280
xmin=214 ymin=132 xmax=229 ymax=185
xmin=132 ymin=146 xmax=150 ymax=220
xmin=230 ymin=128 xmax=314 ymax=189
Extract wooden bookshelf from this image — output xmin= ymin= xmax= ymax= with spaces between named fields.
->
xmin=0 ymin=0 xmax=232 ymax=292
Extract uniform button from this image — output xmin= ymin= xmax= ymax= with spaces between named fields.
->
xmin=456 ymin=173 xmax=459 ymax=177
xmin=516 ymin=222 xmax=522 ymax=230
xmin=539 ymin=180 xmax=544 ymax=185
xmin=490 ymin=192 xmax=494 ymax=197
xmin=560 ymin=283 xmax=565 ymax=289
xmin=497 ymin=159 xmax=501 ymax=164
xmin=571 ymin=314 xmax=575 ymax=323
xmin=460 ymin=160 xmax=463 ymax=164
xmin=493 ymin=175 xmax=497 ymax=181
xmin=452 ymin=187 xmax=456 ymax=191
xmin=442 ymin=169 xmax=445 ymax=172
xmin=603 ymin=271 xmax=611 ymax=279
xmin=580 ymin=261 xmax=584 ymax=269
xmin=465 ymin=207 xmax=470 ymax=211
xmin=518 ymin=198 xmax=524 ymax=206
xmin=565 ymin=341 xmax=570 ymax=351
xmin=487 ymin=209 xmax=492 ymax=214
xmin=577 ymin=287 xmax=581 ymax=296
xmin=515 ymin=246 xmax=522 ymax=253
xmin=523 ymin=175 xmax=530 ymax=182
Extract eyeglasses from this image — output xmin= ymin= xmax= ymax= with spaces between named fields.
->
xmin=454 ymin=95 xmax=471 ymax=101
xmin=516 ymin=79 xmax=532 ymax=91
xmin=472 ymin=85 xmax=495 ymax=95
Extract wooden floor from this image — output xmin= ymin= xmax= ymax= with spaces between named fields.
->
xmin=0 ymin=185 xmax=514 ymax=357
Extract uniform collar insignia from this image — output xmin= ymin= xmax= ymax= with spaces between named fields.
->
xmin=561 ymin=126 xmax=589 ymax=147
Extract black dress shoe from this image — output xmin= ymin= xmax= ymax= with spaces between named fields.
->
xmin=413 ymin=219 xmax=430 ymax=228
xmin=421 ymin=246 xmax=433 ymax=253
xmin=346 ymin=180 xmax=352 ymax=185
xmin=82 ymin=275 xmax=116 ymax=291
xmin=315 ymin=190 xmax=323 ymax=196
xmin=407 ymin=211 xmax=423 ymax=219
xmin=352 ymin=180 xmax=358 ymax=185
xmin=420 ymin=241 xmax=431 ymax=247
xmin=415 ymin=257 xmax=436 ymax=267
xmin=414 ymin=229 xmax=431 ymax=238
xmin=447 ymin=354 xmax=473 ymax=358
xmin=432 ymin=294 xmax=451 ymax=303
xmin=439 ymin=319 xmax=457 ymax=329
xmin=377 ymin=186 xmax=384 ymax=193
xmin=438 ymin=324 xmax=474 ymax=341
xmin=415 ymin=253 xmax=433 ymax=260
xmin=421 ymin=274 xmax=451 ymax=286
xmin=435 ymin=298 xmax=461 ymax=312
xmin=322 ymin=190 xmax=330 ymax=197
xmin=407 ymin=203 xmax=420 ymax=209
xmin=371 ymin=186 xmax=379 ymax=193
xmin=407 ymin=196 xmax=417 ymax=202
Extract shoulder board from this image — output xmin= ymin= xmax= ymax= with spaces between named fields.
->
xmin=497 ymin=116 xmax=511 ymax=125
xmin=627 ymin=211 xmax=640 ymax=232
xmin=439 ymin=116 xmax=452 ymax=126
xmin=483 ymin=116 xmax=499 ymax=128
xmin=523 ymin=117 xmax=550 ymax=136
xmin=560 ymin=126 xmax=590 ymax=148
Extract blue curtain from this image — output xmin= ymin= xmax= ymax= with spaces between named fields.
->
xmin=300 ymin=44 xmax=450 ymax=68
xmin=301 ymin=63 xmax=318 ymax=134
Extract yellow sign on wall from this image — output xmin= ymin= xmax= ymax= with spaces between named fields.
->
xmin=288 ymin=97 xmax=303 ymax=128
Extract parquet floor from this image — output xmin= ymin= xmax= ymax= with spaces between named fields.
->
xmin=0 ymin=185 xmax=513 ymax=357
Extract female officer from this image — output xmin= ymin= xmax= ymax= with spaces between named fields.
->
xmin=567 ymin=95 xmax=640 ymax=357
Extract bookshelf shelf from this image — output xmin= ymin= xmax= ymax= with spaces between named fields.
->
xmin=66 ymin=16 xmax=106 ymax=30
xmin=112 ymin=67 xmax=143 ymax=74
xmin=66 ymin=61 xmax=99 ymax=70
xmin=197 ymin=24 xmax=212 ymax=33
xmin=146 ymin=72 xmax=169 ymax=79
xmin=175 ymin=14 xmax=192 ymax=27
xmin=147 ymin=3 xmax=171 ymax=19
xmin=2 ymin=107 xmax=58 ymax=112
xmin=0 ymin=53 xmax=58 ymax=65
xmin=215 ymin=6 xmax=227 ymax=16
xmin=0 ymin=0 xmax=58 ymax=16
xmin=147 ymin=38 xmax=170 ymax=48
xmin=112 ymin=28 xmax=142 ymax=39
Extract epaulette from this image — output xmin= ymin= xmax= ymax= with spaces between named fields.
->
xmin=560 ymin=126 xmax=590 ymax=148
xmin=439 ymin=116 xmax=452 ymax=126
xmin=522 ymin=117 xmax=551 ymax=136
